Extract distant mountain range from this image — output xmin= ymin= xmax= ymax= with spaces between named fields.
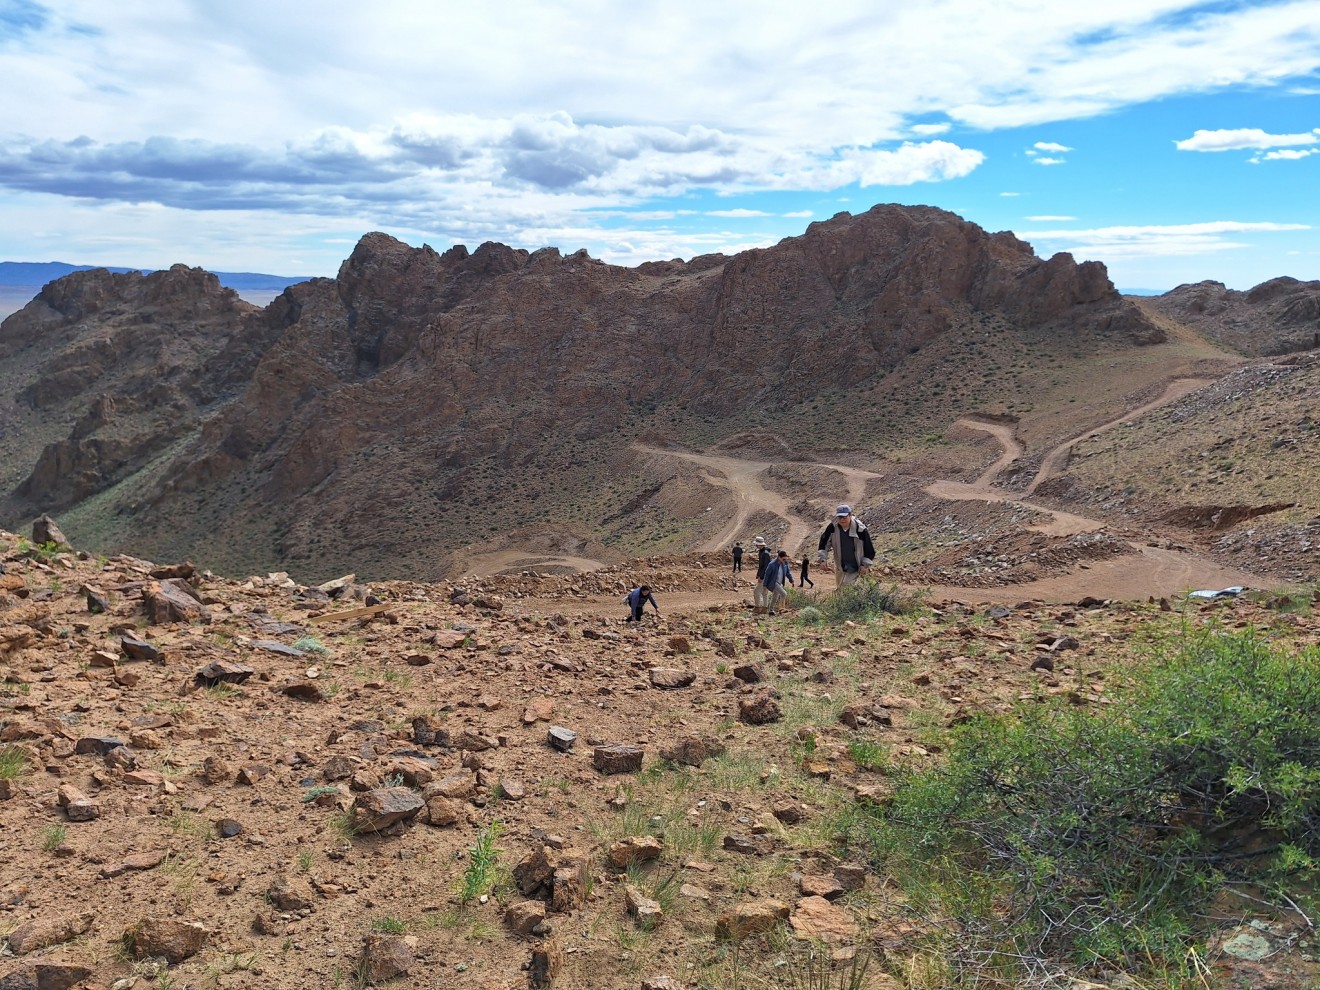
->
xmin=0 ymin=261 xmax=312 ymax=291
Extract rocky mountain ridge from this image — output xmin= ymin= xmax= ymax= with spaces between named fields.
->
xmin=0 ymin=204 xmax=1172 ymax=580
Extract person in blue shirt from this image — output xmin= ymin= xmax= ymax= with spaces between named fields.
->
xmin=624 ymin=584 xmax=660 ymax=623
xmin=762 ymin=550 xmax=795 ymax=615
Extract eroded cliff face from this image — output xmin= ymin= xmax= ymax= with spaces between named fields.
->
xmin=0 ymin=204 xmax=1162 ymax=576
xmin=1142 ymin=277 xmax=1320 ymax=356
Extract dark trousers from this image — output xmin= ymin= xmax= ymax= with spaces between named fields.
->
xmin=629 ymin=605 xmax=645 ymax=622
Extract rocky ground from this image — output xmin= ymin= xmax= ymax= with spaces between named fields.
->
xmin=2 ymin=525 xmax=1319 ymax=990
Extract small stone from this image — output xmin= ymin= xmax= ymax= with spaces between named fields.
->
xmin=504 ymin=900 xmax=547 ymax=936
xmin=74 ymin=736 xmax=124 ymax=757
xmin=129 ymin=916 xmax=208 ymax=962
xmin=547 ymin=726 xmax=577 ymax=751
xmin=738 ymin=690 xmax=782 ymax=725
xmin=799 ymin=874 xmax=845 ymax=899
xmin=714 ymin=899 xmax=790 ymax=940
xmin=56 ymin=783 xmax=99 ymax=822
xmin=359 ymin=933 xmax=415 ymax=982
xmin=216 ymin=818 xmax=243 ymax=838
xmin=659 ymin=734 xmax=726 ymax=767
xmin=771 ymin=801 xmax=806 ymax=824
xmin=283 ymin=680 xmax=325 ymax=702
xmin=732 ymin=662 xmax=767 ymax=683
xmin=529 ymin=940 xmax=563 ymax=988
xmin=5 ymin=912 xmax=94 ymax=954
xmin=789 ymin=895 xmax=857 ymax=944
xmin=607 ymin=835 xmax=664 ymax=868
xmin=624 ymin=884 xmax=664 ymax=928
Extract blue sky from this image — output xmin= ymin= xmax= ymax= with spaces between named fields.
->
xmin=0 ymin=0 xmax=1317 ymax=290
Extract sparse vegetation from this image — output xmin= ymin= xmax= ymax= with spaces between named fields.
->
xmin=41 ymin=823 xmax=67 ymax=851
xmin=456 ymin=820 xmax=504 ymax=904
xmin=862 ymin=627 xmax=1320 ymax=982
xmin=0 ymin=745 xmax=31 ymax=780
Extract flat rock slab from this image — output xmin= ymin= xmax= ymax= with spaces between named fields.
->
xmin=0 ymin=962 xmax=93 ymax=990
xmin=251 ymin=640 xmax=305 ymax=657
xmin=789 ymin=895 xmax=857 ymax=944
xmin=593 ymin=744 xmax=643 ymax=774
xmin=195 ymin=660 xmax=255 ymax=686
xmin=352 ymin=787 xmax=424 ymax=832
xmin=119 ymin=636 xmax=162 ymax=662
xmin=130 ymin=916 xmax=208 ymax=962
xmin=648 ymin=667 xmax=696 ymax=689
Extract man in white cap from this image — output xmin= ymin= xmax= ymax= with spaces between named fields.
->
xmin=752 ymin=536 xmax=772 ymax=609
xmin=816 ymin=505 xmax=875 ymax=588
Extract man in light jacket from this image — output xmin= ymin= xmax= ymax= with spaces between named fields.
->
xmin=816 ymin=505 xmax=875 ymax=588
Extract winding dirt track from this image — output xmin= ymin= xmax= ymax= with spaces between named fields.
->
xmin=470 ymin=377 xmax=1268 ymax=602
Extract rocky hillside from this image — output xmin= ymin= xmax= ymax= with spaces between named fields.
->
xmin=0 ymin=205 xmax=1164 ymax=581
xmin=0 ymin=525 xmax=1316 ymax=990
xmin=1140 ymin=276 xmax=1320 ymax=355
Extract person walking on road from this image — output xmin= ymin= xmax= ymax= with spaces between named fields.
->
xmin=799 ymin=553 xmax=815 ymax=589
xmin=624 ymin=584 xmax=661 ymax=623
xmin=731 ymin=541 xmax=744 ymax=574
xmin=763 ymin=549 xmax=795 ymax=615
xmin=752 ymin=536 xmax=772 ymax=609
xmin=816 ymin=505 xmax=875 ymax=589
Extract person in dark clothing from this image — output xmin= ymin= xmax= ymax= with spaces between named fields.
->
xmin=752 ymin=536 xmax=772 ymax=609
xmin=731 ymin=542 xmax=744 ymax=573
xmin=763 ymin=549 xmax=795 ymax=615
xmin=624 ymin=584 xmax=660 ymax=622
xmin=816 ymin=504 xmax=876 ymax=588
xmin=799 ymin=553 xmax=815 ymax=589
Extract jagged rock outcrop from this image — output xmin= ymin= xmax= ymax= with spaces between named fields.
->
xmin=1141 ymin=277 xmax=1320 ymax=356
xmin=0 ymin=204 xmax=1163 ymax=578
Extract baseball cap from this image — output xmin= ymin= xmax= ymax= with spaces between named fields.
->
xmin=835 ymin=505 xmax=852 ymax=517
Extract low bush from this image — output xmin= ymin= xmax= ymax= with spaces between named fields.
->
xmin=858 ymin=627 xmax=1320 ymax=980
xmin=789 ymin=579 xmax=924 ymax=624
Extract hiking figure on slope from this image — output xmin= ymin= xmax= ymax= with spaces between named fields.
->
xmin=731 ymin=541 xmax=744 ymax=574
xmin=624 ymin=584 xmax=661 ymax=623
xmin=752 ymin=536 xmax=772 ymax=610
xmin=816 ymin=504 xmax=875 ymax=588
xmin=762 ymin=549 xmax=795 ymax=615
xmin=799 ymin=553 xmax=815 ymax=589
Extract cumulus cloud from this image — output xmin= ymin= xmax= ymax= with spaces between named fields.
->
xmin=1033 ymin=156 xmax=1066 ymax=166
xmin=910 ymin=123 xmax=951 ymax=136
xmin=782 ymin=209 xmax=813 ymax=218
xmin=1018 ymin=220 xmax=1311 ymax=257
xmin=1034 ymin=141 xmax=1073 ymax=152
xmin=1175 ymin=127 xmax=1320 ymax=151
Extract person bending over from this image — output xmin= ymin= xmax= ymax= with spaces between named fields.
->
xmin=624 ymin=584 xmax=660 ymax=622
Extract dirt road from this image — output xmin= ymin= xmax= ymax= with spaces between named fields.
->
xmin=467 ymin=376 xmax=1268 ymax=604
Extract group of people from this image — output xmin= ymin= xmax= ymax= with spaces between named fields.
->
xmin=732 ymin=503 xmax=877 ymax=615
xmin=626 ymin=502 xmax=876 ymax=623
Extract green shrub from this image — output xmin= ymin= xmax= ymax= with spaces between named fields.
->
xmin=791 ymin=579 xmax=924 ymax=624
xmin=860 ymin=628 xmax=1320 ymax=978
xmin=456 ymin=820 xmax=504 ymax=904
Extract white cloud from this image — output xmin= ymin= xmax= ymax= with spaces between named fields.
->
xmin=1000 ymin=191 xmax=1021 ymax=197
xmin=1033 ymin=156 xmax=1066 ymax=166
xmin=1018 ymin=220 xmax=1311 ymax=258
xmin=1176 ymin=127 xmax=1320 ymax=151
xmin=1034 ymin=141 xmax=1073 ymax=152
xmin=2 ymin=1 xmax=1320 ymax=270
xmin=1026 ymin=215 xmax=1076 ymax=221
xmin=782 ymin=209 xmax=813 ymax=218
xmin=707 ymin=208 xmax=772 ymax=218
xmin=1252 ymin=148 xmax=1319 ymax=161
